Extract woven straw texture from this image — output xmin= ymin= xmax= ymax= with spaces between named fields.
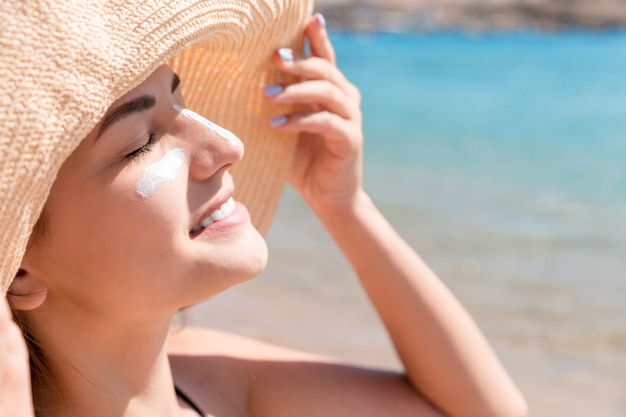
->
xmin=0 ymin=0 xmax=314 ymax=295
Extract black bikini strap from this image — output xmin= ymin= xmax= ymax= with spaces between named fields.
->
xmin=175 ymin=385 xmax=206 ymax=417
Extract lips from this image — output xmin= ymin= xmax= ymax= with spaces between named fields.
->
xmin=190 ymin=197 xmax=236 ymax=234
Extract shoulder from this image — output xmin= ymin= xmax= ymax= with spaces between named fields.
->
xmin=167 ymin=327 xmax=437 ymax=417
xmin=167 ymin=327 xmax=338 ymax=416
xmin=167 ymin=326 xmax=362 ymax=391
xmin=167 ymin=326 xmax=340 ymax=393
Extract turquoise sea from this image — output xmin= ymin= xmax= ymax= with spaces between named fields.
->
xmin=338 ymin=31 xmax=626 ymax=415
xmin=189 ymin=32 xmax=626 ymax=417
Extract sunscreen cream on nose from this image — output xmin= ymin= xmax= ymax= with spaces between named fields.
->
xmin=136 ymin=148 xmax=185 ymax=198
xmin=173 ymin=104 xmax=237 ymax=142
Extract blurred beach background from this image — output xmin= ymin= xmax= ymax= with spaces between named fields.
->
xmin=185 ymin=2 xmax=626 ymax=416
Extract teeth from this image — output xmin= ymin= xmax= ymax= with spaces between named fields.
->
xmin=191 ymin=197 xmax=236 ymax=234
xmin=200 ymin=216 xmax=214 ymax=228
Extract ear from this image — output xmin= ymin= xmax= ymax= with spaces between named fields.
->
xmin=7 ymin=266 xmax=48 ymax=311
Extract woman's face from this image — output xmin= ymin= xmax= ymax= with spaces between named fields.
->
xmin=25 ymin=65 xmax=268 ymax=318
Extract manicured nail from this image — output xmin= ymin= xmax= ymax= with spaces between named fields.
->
xmin=315 ymin=12 xmax=327 ymax=29
xmin=269 ymin=116 xmax=288 ymax=127
xmin=278 ymin=48 xmax=294 ymax=62
xmin=263 ymin=85 xmax=283 ymax=97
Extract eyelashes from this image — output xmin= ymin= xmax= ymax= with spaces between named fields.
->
xmin=124 ymin=133 xmax=157 ymax=161
xmin=123 ymin=73 xmax=180 ymax=162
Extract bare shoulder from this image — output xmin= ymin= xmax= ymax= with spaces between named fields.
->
xmin=167 ymin=327 xmax=443 ymax=417
xmin=167 ymin=327 xmax=338 ymax=417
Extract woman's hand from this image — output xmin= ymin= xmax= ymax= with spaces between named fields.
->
xmin=0 ymin=298 xmax=34 ymax=417
xmin=264 ymin=14 xmax=364 ymax=216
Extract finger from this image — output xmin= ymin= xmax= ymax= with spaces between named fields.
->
xmin=270 ymin=110 xmax=361 ymax=152
xmin=305 ymin=13 xmax=336 ymax=64
xmin=0 ymin=299 xmax=10 ymax=370
xmin=0 ymin=322 xmax=34 ymax=416
xmin=272 ymin=51 xmax=356 ymax=98
xmin=263 ymin=80 xmax=356 ymax=119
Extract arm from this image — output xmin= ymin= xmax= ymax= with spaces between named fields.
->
xmin=309 ymin=190 xmax=527 ymax=417
xmin=256 ymin=14 xmax=527 ymax=417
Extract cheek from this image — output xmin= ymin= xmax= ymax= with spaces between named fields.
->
xmin=89 ymin=179 xmax=186 ymax=266
xmin=40 ymin=167 xmax=187 ymax=285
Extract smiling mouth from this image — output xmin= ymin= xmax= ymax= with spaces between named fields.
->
xmin=190 ymin=197 xmax=236 ymax=234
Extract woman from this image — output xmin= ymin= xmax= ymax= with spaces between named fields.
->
xmin=0 ymin=1 xmax=527 ymax=416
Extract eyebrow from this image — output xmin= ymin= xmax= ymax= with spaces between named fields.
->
xmin=96 ymin=73 xmax=181 ymax=140
xmin=97 ymin=95 xmax=156 ymax=139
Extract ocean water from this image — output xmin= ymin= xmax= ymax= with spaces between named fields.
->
xmin=188 ymin=32 xmax=626 ymax=417
xmin=333 ymin=33 xmax=626 ymax=416
xmin=333 ymin=31 xmax=626 ymax=415
xmin=338 ymin=31 xmax=626 ymax=242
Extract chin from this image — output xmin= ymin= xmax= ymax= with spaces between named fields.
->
xmin=235 ymin=226 xmax=269 ymax=280
xmin=191 ymin=225 xmax=268 ymax=303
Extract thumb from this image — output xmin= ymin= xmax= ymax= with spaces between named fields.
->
xmin=0 ymin=301 xmax=35 ymax=417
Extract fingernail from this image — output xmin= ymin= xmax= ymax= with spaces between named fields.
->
xmin=315 ymin=12 xmax=327 ymax=29
xmin=278 ymin=48 xmax=294 ymax=62
xmin=269 ymin=116 xmax=288 ymax=127
xmin=263 ymin=85 xmax=283 ymax=97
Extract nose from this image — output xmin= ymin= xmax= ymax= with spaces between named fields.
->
xmin=173 ymin=105 xmax=244 ymax=181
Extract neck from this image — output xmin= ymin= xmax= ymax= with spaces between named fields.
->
xmin=24 ymin=304 xmax=181 ymax=417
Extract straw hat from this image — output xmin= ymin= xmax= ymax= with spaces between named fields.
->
xmin=0 ymin=0 xmax=314 ymax=295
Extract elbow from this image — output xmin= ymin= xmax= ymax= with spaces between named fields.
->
xmin=467 ymin=386 xmax=529 ymax=417
xmin=437 ymin=389 xmax=529 ymax=417
xmin=495 ymin=390 xmax=529 ymax=417
xmin=512 ymin=398 xmax=529 ymax=417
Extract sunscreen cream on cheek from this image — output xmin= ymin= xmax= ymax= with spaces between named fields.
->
xmin=173 ymin=104 xmax=238 ymax=142
xmin=136 ymin=148 xmax=186 ymax=198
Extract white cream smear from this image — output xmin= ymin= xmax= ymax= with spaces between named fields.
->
xmin=173 ymin=104 xmax=237 ymax=142
xmin=136 ymin=148 xmax=185 ymax=198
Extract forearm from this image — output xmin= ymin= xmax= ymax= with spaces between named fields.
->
xmin=308 ymin=189 xmax=527 ymax=417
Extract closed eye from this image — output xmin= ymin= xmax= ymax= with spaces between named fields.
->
xmin=121 ymin=72 xmax=180 ymax=161
xmin=124 ymin=133 xmax=157 ymax=161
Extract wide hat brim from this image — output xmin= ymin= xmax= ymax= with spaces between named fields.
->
xmin=0 ymin=0 xmax=314 ymax=295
